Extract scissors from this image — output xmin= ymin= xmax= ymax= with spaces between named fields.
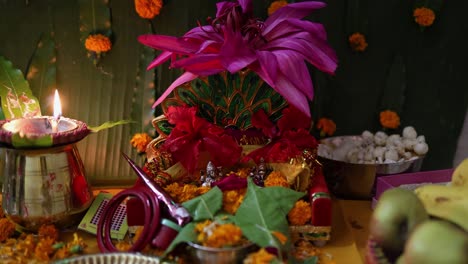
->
xmin=96 ymin=153 xmax=191 ymax=252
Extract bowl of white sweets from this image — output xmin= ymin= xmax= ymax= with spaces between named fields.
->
xmin=318 ymin=126 xmax=428 ymax=199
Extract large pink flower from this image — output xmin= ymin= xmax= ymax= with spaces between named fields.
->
xmin=138 ymin=0 xmax=337 ymax=117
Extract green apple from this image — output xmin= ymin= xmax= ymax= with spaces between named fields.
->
xmin=402 ymin=220 xmax=468 ymax=264
xmin=369 ymin=188 xmax=429 ymax=261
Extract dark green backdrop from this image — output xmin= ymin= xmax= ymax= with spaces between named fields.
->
xmin=0 ymin=0 xmax=466 ymax=186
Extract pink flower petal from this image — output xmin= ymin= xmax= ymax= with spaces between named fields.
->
xmin=152 ymin=72 xmax=198 ymax=108
xmin=220 ymin=29 xmax=256 ymax=73
xmin=138 ymin=35 xmax=199 ymax=54
xmin=172 ymin=54 xmax=225 ymax=75
xmin=274 ymin=50 xmax=314 ymax=100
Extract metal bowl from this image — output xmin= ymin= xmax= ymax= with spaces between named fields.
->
xmin=53 ymin=253 xmax=162 ymax=264
xmin=187 ymin=242 xmax=257 ymax=264
xmin=318 ymin=136 xmax=424 ymax=199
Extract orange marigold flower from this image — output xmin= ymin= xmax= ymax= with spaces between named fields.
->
xmin=130 ymin=133 xmax=153 ymax=153
xmin=38 ymin=224 xmax=59 ymax=241
xmin=268 ymin=0 xmax=288 ymax=16
xmin=34 ymin=237 xmax=55 ymax=261
xmin=288 ymin=200 xmax=312 ymax=225
xmin=316 ymin=117 xmax=336 ymax=137
xmin=244 ymin=248 xmax=277 ymax=264
xmin=222 ymin=188 xmax=246 ymax=214
xmin=264 ymin=171 xmax=289 ymax=187
xmin=203 ymin=223 xmax=243 ymax=248
xmin=0 ymin=218 xmax=16 ymax=242
xmin=135 ymin=0 xmax=163 ymax=19
xmin=348 ymin=32 xmax=368 ymax=52
xmin=84 ymin=34 xmax=112 ymax=53
xmin=413 ymin=7 xmax=435 ymax=27
xmin=380 ymin=110 xmax=400 ymax=129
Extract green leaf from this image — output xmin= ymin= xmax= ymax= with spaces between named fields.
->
xmin=0 ymin=56 xmax=41 ymax=119
xmin=88 ymin=120 xmax=134 ymax=133
xmin=164 ymin=222 xmax=197 ymax=255
xmin=26 ymin=32 xmax=57 ymax=114
xmin=234 ymin=178 xmax=304 ymax=252
xmin=182 ymin=187 xmax=223 ymax=221
xmin=11 ymin=133 xmax=52 ymax=148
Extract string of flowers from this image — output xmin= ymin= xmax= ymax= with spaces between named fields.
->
xmin=413 ymin=6 xmax=436 ymax=27
xmin=379 ymin=110 xmax=400 ymax=130
xmin=267 ymin=0 xmax=288 ymax=16
xmin=348 ymin=32 xmax=368 ymax=52
xmin=134 ymin=0 xmax=164 ymax=19
xmin=316 ymin=117 xmax=337 ymax=137
xmin=84 ymin=34 xmax=112 ymax=54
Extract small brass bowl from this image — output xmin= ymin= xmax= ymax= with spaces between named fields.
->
xmin=187 ymin=242 xmax=257 ymax=264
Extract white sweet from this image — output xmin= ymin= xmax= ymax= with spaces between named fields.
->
xmin=384 ymin=148 xmax=399 ymax=161
xmin=374 ymin=131 xmax=388 ymax=146
xmin=402 ymin=126 xmax=417 ymax=139
xmin=373 ymin=146 xmax=386 ymax=159
xmin=414 ymin=142 xmax=429 ymax=155
xmin=403 ymin=138 xmax=417 ymax=150
xmin=416 ymin=135 xmax=426 ymax=143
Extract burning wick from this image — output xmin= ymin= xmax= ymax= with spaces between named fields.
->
xmin=51 ymin=89 xmax=62 ymax=133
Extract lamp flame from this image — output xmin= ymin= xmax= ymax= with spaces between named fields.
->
xmin=53 ymin=89 xmax=62 ymax=119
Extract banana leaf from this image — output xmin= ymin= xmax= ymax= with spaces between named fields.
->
xmin=26 ymin=32 xmax=56 ymax=114
xmin=130 ymin=26 xmax=156 ymax=135
xmin=0 ymin=56 xmax=41 ymax=119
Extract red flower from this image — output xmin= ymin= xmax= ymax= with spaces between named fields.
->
xmin=244 ymin=106 xmax=317 ymax=163
xmin=162 ymin=106 xmax=242 ymax=173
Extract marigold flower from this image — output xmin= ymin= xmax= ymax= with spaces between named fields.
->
xmin=164 ymin=182 xmax=210 ymax=203
xmin=84 ymin=34 xmax=112 ymax=53
xmin=0 ymin=218 xmax=16 ymax=242
xmin=204 ymin=223 xmax=243 ymax=248
xmin=135 ymin=0 xmax=163 ymax=19
xmin=348 ymin=32 xmax=368 ymax=52
xmin=413 ymin=7 xmax=435 ymax=27
xmin=244 ymin=248 xmax=277 ymax=264
xmin=34 ymin=237 xmax=55 ymax=261
xmin=38 ymin=224 xmax=59 ymax=241
xmin=130 ymin=133 xmax=153 ymax=153
xmin=268 ymin=0 xmax=288 ymax=16
xmin=271 ymin=231 xmax=288 ymax=245
xmin=316 ymin=117 xmax=336 ymax=137
xmin=222 ymin=189 xmax=246 ymax=214
xmin=288 ymin=200 xmax=312 ymax=225
xmin=264 ymin=171 xmax=289 ymax=187
xmin=380 ymin=110 xmax=400 ymax=129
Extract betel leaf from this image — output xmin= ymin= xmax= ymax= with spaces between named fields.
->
xmin=182 ymin=186 xmax=223 ymax=221
xmin=0 ymin=56 xmax=41 ymax=119
xmin=234 ymin=178 xmax=305 ymax=252
xmin=164 ymin=222 xmax=197 ymax=255
xmin=26 ymin=32 xmax=57 ymax=114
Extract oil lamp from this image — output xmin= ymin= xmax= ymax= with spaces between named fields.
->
xmin=0 ymin=90 xmax=93 ymax=231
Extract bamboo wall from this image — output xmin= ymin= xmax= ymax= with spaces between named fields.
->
xmin=0 ymin=0 xmax=466 ymax=186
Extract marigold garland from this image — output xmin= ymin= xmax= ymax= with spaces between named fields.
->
xmin=135 ymin=0 xmax=163 ymax=19
xmin=348 ymin=32 xmax=368 ymax=52
xmin=163 ymin=182 xmax=210 ymax=203
xmin=268 ymin=0 xmax=288 ymax=16
xmin=222 ymin=188 xmax=246 ymax=214
xmin=84 ymin=34 xmax=112 ymax=53
xmin=264 ymin=171 xmax=289 ymax=187
xmin=0 ymin=218 xmax=15 ymax=242
xmin=130 ymin=132 xmax=153 ymax=153
xmin=288 ymin=200 xmax=312 ymax=225
xmin=379 ymin=110 xmax=400 ymax=129
xmin=195 ymin=220 xmax=244 ymax=248
xmin=316 ymin=118 xmax=336 ymax=137
xmin=244 ymin=248 xmax=277 ymax=264
xmin=413 ymin=7 xmax=436 ymax=27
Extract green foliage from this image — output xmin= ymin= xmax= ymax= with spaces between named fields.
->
xmin=88 ymin=120 xmax=134 ymax=133
xmin=162 ymin=70 xmax=287 ymax=129
xmin=26 ymin=32 xmax=57 ymax=114
xmin=11 ymin=133 xmax=52 ymax=148
xmin=182 ymin=187 xmax=223 ymax=221
xmin=234 ymin=179 xmax=305 ymax=252
xmin=0 ymin=56 xmax=41 ymax=119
